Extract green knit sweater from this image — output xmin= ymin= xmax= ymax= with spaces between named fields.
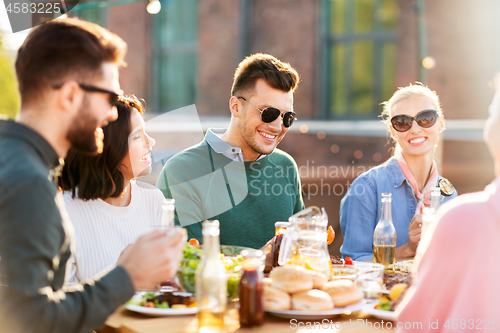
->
xmin=156 ymin=140 xmax=304 ymax=249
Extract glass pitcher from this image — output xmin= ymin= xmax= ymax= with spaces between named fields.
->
xmin=278 ymin=207 xmax=332 ymax=277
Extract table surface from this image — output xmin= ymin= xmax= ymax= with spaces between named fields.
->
xmin=101 ymin=259 xmax=414 ymax=333
xmin=101 ymin=303 xmax=395 ymax=333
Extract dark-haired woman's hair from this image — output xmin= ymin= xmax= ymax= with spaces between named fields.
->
xmin=59 ymin=95 xmax=144 ymax=200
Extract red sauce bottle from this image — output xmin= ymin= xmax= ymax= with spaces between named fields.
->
xmin=239 ymin=249 xmax=264 ymax=328
xmin=271 ymin=222 xmax=291 ymax=268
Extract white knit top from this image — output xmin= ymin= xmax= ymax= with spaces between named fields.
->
xmin=63 ymin=180 xmax=165 ymax=285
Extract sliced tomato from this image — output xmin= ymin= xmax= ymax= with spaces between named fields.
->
xmin=188 ymin=238 xmax=200 ymax=248
xmin=327 ymin=225 xmax=335 ymax=245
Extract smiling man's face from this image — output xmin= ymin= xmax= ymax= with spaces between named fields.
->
xmin=235 ymin=78 xmax=294 ymax=161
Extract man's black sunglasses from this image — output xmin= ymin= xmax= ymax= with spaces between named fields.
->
xmin=390 ymin=109 xmax=438 ymax=132
xmin=53 ymin=82 xmax=121 ymax=107
xmin=237 ymin=96 xmax=296 ymax=128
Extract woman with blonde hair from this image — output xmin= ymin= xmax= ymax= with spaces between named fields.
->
xmin=339 ymin=83 xmax=457 ymax=261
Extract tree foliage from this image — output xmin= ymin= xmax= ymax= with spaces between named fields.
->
xmin=0 ymin=34 xmax=20 ymax=119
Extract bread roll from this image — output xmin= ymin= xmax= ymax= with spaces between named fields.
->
xmin=262 ymin=277 xmax=273 ymax=288
xmin=291 ymin=289 xmax=334 ymax=311
xmin=263 ymin=285 xmax=291 ymax=310
xmin=308 ymin=270 xmax=328 ymax=289
xmin=270 ymin=265 xmax=313 ymax=294
xmin=322 ymin=279 xmax=363 ymax=307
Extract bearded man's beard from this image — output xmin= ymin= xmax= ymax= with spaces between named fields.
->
xmin=66 ymin=96 xmax=103 ymax=154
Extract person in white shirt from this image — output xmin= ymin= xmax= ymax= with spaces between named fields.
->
xmin=59 ymin=95 xmax=166 ymax=284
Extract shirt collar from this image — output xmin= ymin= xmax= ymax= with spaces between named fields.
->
xmin=387 ymin=157 xmax=407 ymax=188
xmin=0 ymin=119 xmax=61 ymax=171
xmin=204 ymin=128 xmax=242 ymax=155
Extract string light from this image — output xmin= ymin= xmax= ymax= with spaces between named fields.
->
xmin=147 ymin=0 xmax=161 ymax=14
xmin=422 ymin=56 xmax=436 ymax=69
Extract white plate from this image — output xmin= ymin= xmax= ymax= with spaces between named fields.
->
xmin=265 ymin=301 xmax=363 ymax=320
xmin=361 ymin=301 xmax=397 ymax=321
xmin=125 ymin=304 xmax=198 ymax=317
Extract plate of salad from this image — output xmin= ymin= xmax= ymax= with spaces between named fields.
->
xmin=125 ymin=291 xmax=198 ymax=317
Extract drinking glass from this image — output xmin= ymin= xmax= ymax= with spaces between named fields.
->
xmin=354 ymin=262 xmax=385 ymax=300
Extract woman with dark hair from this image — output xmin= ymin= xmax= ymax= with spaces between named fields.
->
xmin=59 ymin=95 xmax=164 ymax=284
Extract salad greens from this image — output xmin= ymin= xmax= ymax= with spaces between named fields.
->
xmin=177 ymin=243 xmax=244 ymax=300
xmin=126 ymin=292 xmax=170 ymax=308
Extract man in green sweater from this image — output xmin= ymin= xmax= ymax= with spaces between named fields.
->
xmin=156 ymin=53 xmax=305 ymax=249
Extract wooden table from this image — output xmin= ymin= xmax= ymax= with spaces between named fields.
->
xmin=100 ymin=304 xmax=394 ymax=333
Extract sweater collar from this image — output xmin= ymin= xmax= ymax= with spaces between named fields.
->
xmin=0 ymin=119 xmax=62 ymax=171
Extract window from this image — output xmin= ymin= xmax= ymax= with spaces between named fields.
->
xmin=321 ymin=0 xmax=398 ymax=119
xmin=72 ymin=1 xmax=107 ymax=27
xmin=150 ymin=0 xmax=198 ymax=112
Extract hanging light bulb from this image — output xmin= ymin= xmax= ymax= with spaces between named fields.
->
xmin=147 ymin=0 xmax=161 ymax=14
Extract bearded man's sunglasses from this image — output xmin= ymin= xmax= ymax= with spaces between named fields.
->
xmin=390 ymin=109 xmax=438 ymax=132
xmin=237 ymin=96 xmax=297 ymax=128
xmin=53 ymin=82 xmax=121 ymax=107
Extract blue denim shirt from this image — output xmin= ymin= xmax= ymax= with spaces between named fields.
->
xmin=339 ymin=158 xmax=457 ymax=261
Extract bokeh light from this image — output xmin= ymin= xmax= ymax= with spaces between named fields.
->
xmin=330 ymin=144 xmax=340 ymax=153
xmin=300 ymin=124 xmax=309 ymax=133
xmin=354 ymin=150 xmax=363 ymax=159
xmin=422 ymin=56 xmax=436 ymax=69
xmin=317 ymin=131 xmax=326 ymax=139
xmin=373 ymin=153 xmax=382 ymax=162
xmin=147 ymin=0 xmax=162 ymax=14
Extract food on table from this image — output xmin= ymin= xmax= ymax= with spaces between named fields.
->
xmin=127 ymin=291 xmax=196 ymax=309
xmin=330 ymin=255 xmax=344 ymax=265
xmin=287 ymin=254 xmax=332 ymax=277
xmin=344 ymin=257 xmax=354 ymax=265
xmin=188 ymin=238 xmax=200 ymax=248
xmin=389 ymin=283 xmax=408 ymax=301
xmin=375 ymin=283 xmax=409 ymax=311
xmin=309 ymin=270 xmax=328 ymax=289
xmin=322 ymin=279 xmax=363 ymax=307
xmin=269 ymin=265 xmax=313 ymax=294
xmin=327 ymin=225 xmax=335 ymax=245
xmin=394 ymin=260 xmax=413 ymax=273
xmin=263 ymin=285 xmax=291 ymax=310
xmin=263 ymin=264 xmax=363 ymax=311
xmin=262 ymin=277 xmax=273 ymax=287
xmin=176 ymin=243 xmax=244 ymax=300
xmin=292 ymin=289 xmax=333 ymax=311
xmin=383 ymin=271 xmax=412 ymax=289
xmin=375 ymin=296 xmax=392 ymax=311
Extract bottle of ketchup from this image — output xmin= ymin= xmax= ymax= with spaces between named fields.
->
xmin=271 ymin=222 xmax=291 ymax=268
xmin=239 ymin=249 xmax=264 ymax=328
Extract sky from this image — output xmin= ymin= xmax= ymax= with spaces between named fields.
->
xmin=0 ymin=0 xmax=31 ymax=51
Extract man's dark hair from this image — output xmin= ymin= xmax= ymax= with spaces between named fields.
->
xmin=59 ymin=95 xmax=144 ymax=200
xmin=231 ymin=53 xmax=300 ymax=97
xmin=15 ymin=18 xmax=127 ymax=107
